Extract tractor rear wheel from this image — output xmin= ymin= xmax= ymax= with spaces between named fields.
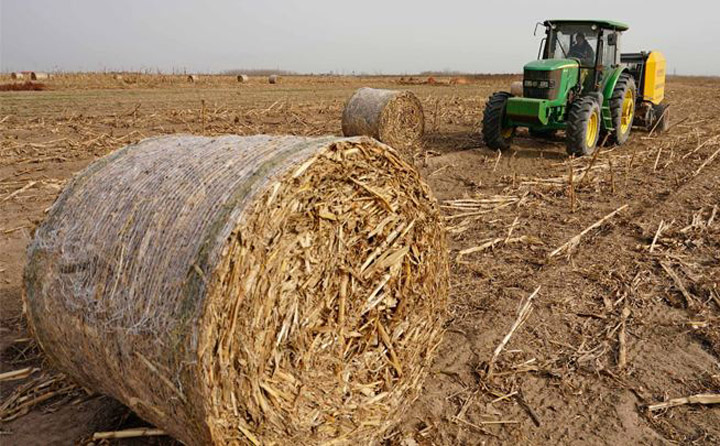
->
xmin=482 ymin=92 xmax=515 ymax=150
xmin=566 ymin=96 xmax=601 ymax=156
xmin=608 ymin=74 xmax=637 ymax=145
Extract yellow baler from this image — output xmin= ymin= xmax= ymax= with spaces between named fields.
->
xmin=621 ymin=50 xmax=669 ymax=131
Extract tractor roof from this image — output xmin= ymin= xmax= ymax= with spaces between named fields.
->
xmin=545 ymin=19 xmax=629 ymax=32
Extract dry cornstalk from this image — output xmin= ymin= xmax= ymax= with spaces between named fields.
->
xmin=649 ymin=220 xmax=666 ymax=253
xmin=648 ymin=393 xmax=720 ymax=412
xmin=694 ymin=145 xmax=720 ymax=177
xmin=660 ymin=262 xmax=695 ymax=309
xmin=653 ymin=145 xmax=663 ymax=171
xmin=577 ymin=148 xmax=601 ymax=186
xmin=487 ymin=286 xmax=541 ymax=378
xmin=93 ymin=428 xmax=166 ymax=440
xmin=568 ymin=164 xmax=576 ymax=212
xmin=617 ymin=306 xmax=631 ymax=369
xmin=493 ymin=150 xmax=502 ymax=172
xmin=548 ymin=204 xmax=628 ymax=258
xmin=0 ymin=367 xmax=36 ymax=381
xmin=2 ymin=181 xmax=37 ymax=201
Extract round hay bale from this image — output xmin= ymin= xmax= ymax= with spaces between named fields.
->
xmin=187 ymin=75 xmax=199 ymax=83
xmin=24 ymin=135 xmax=449 ymax=445
xmin=11 ymin=72 xmax=24 ymax=80
xmin=341 ymin=88 xmax=425 ymax=160
xmin=510 ymin=81 xmax=523 ymax=97
xmin=113 ymin=74 xmax=124 ymax=81
xmin=268 ymin=74 xmax=278 ymax=84
xmin=30 ymin=72 xmax=49 ymax=80
xmin=237 ymin=74 xmax=249 ymax=83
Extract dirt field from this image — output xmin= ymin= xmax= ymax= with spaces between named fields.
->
xmin=1 ymin=73 xmax=718 ymax=445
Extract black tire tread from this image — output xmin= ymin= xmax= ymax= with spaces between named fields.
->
xmin=482 ymin=92 xmax=513 ymax=150
xmin=609 ymin=74 xmax=636 ymax=145
xmin=566 ymin=96 xmax=600 ymax=156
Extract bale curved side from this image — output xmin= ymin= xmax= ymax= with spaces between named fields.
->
xmin=237 ymin=74 xmax=249 ymax=82
xmin=24 ymin=135 xmax=448 ymax=445
xmin=341 ymin=87 xmax=425 ymax=161
xmin=268 ymin=74 xmax=278 ymax=84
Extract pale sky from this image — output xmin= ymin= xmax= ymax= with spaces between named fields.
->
xmin=1 ymin=0 xmax=718 ymax=75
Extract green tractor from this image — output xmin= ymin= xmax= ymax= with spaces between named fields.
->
xmin=483 ymin=19 xmax=669 ymax=156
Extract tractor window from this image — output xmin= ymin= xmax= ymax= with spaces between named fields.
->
xmin=601 ymin=32 xmax=619 ymax=70
xmin=546 ymin=24 xmax=599 ymax=67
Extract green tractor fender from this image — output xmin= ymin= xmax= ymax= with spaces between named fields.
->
xmin=599 ymin=66 xmax=629 ymax=130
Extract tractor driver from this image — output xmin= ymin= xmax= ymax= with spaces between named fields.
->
xmin=568 ymin=32 xmax=595 ymax=65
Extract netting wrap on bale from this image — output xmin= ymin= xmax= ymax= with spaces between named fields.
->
xmin=342 ymin=88 xmax=425 ymax=161
xmin=24 ymin=135 xmax=449 ymax=445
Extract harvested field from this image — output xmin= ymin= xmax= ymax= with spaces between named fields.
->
xmin=1 ymin=73 xmax=719 ymax=445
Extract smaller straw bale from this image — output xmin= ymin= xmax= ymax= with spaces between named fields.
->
xmin=187 ymin=75 xmax=199 ymax=83
xmin=237 ymin=74 xmax=249 ymax=82
xmin=11 ymin=72 xmax=24 ymax=80
xmin=342 ymin=87 xmax=425 ymax=161
xmin=113 ymin=74 xmax=124 ymax=81
xmin=268 ymin=74 xmax=278 ymax=84
xmin=510 ymin=81 xmax=523 ymax=97
xmin=30 ymin=72 xmax=49 ymax=80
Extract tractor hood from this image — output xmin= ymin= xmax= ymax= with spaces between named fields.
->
xmin=524 ymin=59 xmax=578 ymax=71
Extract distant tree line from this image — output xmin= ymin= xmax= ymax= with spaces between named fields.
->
xmin=222 ymin=68 xmax=298 ymax=76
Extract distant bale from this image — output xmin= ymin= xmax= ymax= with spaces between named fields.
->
xmin=30 ymin=72 xmax=49 ymax=81
xmin=449 ymin=77 xmax=469 ymax=85
xmin=268 ymin=74 xmax=278 ymax=84
xmin=0 ymin=81 xmax=46 ymax=91
xmin=113 ymin=74 xmax=124 ymax=81
xmin=237 ymin=74 xmax=249 ymax=83
xmin=187 ymin=75 xmax=199 ymax=83
xmin=24 ymin=134 xmax=448 ymax=446
xmin=342 ymin=87 xmax=425 ymax=160
xmin=510 ymin=81 xmax=523 ymax=97
xmin=10 ymin=72 xmax=24 ymax=80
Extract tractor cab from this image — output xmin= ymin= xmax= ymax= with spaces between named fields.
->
xmin=483 ymin=19 xmax=668 ymax=157
xmin=540 ymin=20 xmax=628 ymax=93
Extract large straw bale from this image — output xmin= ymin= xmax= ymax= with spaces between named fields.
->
xmin=10 ymin=72 xmax=24 ymax=80
xmin=187 ymin=75 xmax=199 ymax=83
xmin=30 ymin=72 xmax=49 ymax=80
xmin=237 ymin=74 xmax=249 ymax=82
xmin=268 ymin=74 xmax=278 ymax=84
xmin=24 ymin=134 xmax=449 ymax=445
xmin=341 ymin=88 xmax=424 ymax=161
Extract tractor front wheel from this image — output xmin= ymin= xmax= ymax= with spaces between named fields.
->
xmin=482 ymin=92 xmax=515 ymax=150
xmin=609 ymin=74 xmax=637 ymax=145
xmin=566 ymin=97 xmax=601 ymax=156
